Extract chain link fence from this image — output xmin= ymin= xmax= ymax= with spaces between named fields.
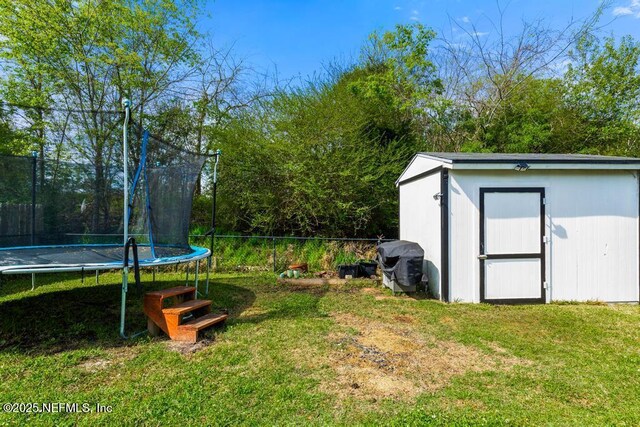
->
xmin=190 ymin=234 xmax=393 ymax=274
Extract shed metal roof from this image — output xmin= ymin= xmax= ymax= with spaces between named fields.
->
xmin=397 ymin=152 xmax=640 ymax=186
xmin=420 ymin=152 xmax=640 ymax=164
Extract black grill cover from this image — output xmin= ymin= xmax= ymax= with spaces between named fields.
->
xmin=377 ymin=240 xmax=424 ymax=286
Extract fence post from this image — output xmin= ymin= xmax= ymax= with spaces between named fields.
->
xmin=272 ymin=237 xmax=276 ymax=273
xmin=31 ymin=151 xmax=37 ymax=246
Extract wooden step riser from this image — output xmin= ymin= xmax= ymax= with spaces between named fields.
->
xmin=173 ymin=316 xmax=227 ymax=342
xmin=172 ymin=330 xmax=198 ymax=342
xmin=179 ymin=313 xmax=228 ymax=331
xmin=175 ymin=307 xmax=211 ymax=321
xmin=144 ymin=292 xmax=199 ymax=337
xmin=163 ymin=308 xmax=211 ymax=340
xmin=162 ymin=299 xmax=212 ymax=316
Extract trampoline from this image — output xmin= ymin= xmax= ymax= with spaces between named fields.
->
xmin=0 ymin=99 xmax=220 ymax=338
xmin=0 ymin=244 xmax=210 ymax=274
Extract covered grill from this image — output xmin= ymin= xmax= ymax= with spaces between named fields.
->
xmin=376 ymin=240 xmax=424 ymax=292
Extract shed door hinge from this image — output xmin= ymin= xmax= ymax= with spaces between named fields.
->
xmin=543 ymin=281 xmax=549 ymax=290
xmin=543 ymin=236 xmax=550 ymax=244
xmin=542 ymin=197 xmax=546 ymax=205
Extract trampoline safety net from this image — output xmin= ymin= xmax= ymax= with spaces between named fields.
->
xmin=128 ymin=124 xmax=207 ymax=258
xmin=0 ymin=121 xmax=206 ymax=260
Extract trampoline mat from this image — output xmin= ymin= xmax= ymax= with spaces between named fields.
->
xmin=0 ymin=244 xmax=203 ymax=271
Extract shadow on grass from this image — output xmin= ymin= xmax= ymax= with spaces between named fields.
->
xmin=405 ymin=291 xmax=432 ymax=301
xmin=227 ymin=279 xmax=431 ymax=326
xmin=0 ymin=277 xmax=256 ymax=355
xmin=230 ymin=283 xmax=333 ymax=326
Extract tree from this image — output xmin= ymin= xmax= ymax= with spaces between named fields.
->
xmin=354 ymin=23 xmax=442 ymax=146
xmin=565 ymin=35 xmax=640 ymax=155
xmin=433 ymin=2 xmax=608 ymax=151
xmin=0 ymin=106 xmax=25 ymax=155
xmin=0 ymin=0 xmax=203 ymax=232
xmin=150 ymin=40 xmax=265 ymax=195
xmin=212 ymin=24 xmax=441 ymax=237
xmin=0 ymin=0 xmax=59 ymax=162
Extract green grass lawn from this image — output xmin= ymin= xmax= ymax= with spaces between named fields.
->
xmin=0 ymin=271 xmax=638 ymax=426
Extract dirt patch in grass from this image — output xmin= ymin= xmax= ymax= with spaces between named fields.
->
xmin=161 ymin=326 xmax=226 ymax=355
xmin=77 ymin=347 xmax=139 ymax=373
xmin=237 ymin=307 xmax=270 ymax=318
xmin=164 ymin=338 xmax=217 ymax=355
xmin=393 ymin=314 xmax=415 ymax=324
xmin=323 ymin=313 xmax=528 ymax=401
xmin=78 ymin=358 xmax=113 ymax=372
xmin=439 ymin=316 xmax=455 ymax=325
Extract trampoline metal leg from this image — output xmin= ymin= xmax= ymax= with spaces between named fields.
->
xmin=119 ymin=267 xmax=128 ymax=339
xmin=95 ymin=270 xmax=99 ymax=285
xmin=31 ymin=273 xmax=35 ymax=291
xmin=205 ymin=257 xmax=211 ymax=296
xmin=186 ymin=264 xmax=189 ymax=286
xmin=119 ymin=267 xmax=148 ymax=340
xmin=195 ymin=261 xmax=200 ymax=296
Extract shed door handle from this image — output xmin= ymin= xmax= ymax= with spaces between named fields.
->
xmin=478 ymin=254 xmax=487 ymax=260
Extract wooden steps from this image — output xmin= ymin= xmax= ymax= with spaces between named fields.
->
xmin=163 ymin=299 xmax=211 ymax=315
xmin=181 ymin=312 xmax=228 ymax=330
xmin=176 ymin=312 xmax=228 ymax=342
xmin=143 ymin=286 xmax=226 ymax=343
xmin=146 ymin=286 xmax=196 ymax=299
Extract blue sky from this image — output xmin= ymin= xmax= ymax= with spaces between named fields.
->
xmin=204 ymin=0 xmax=640 ymax=81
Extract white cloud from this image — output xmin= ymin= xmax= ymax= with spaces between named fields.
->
xmin=461 ymin=16 xmax=470 ymax=23
xmin=612 ymin=0 xmax=640 ymax=18
xmin=472 ymin=31 xmax=489 ymax=37
xmin=613 ymin=6 xmax=633 ymax=15
xmin=411 ymin=9 xmax=419 ymax=15
xmin=394 ymin=6 xmax=402 ymax=11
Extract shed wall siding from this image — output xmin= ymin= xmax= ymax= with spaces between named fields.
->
xmin=398 ymin=156 xmax=444 ymax=183
xmin=448 ymin=170 xmax=639 ymax=303
xmin=399 ymin=172 xmax=442 ymax=298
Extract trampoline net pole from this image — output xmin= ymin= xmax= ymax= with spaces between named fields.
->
xmin=31 ymin=151 xmax=37 ymax=246
xmin=123 ymin=99 xmax=131 ymax=249
xmin=206 ymin=149 xmax=220 ymax=294
xmin=121 ymin=99 xmax=131 ymax=339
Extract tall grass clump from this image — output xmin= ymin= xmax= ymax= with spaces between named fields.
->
xmin=190 ymin=235 xmax=379 ymax=273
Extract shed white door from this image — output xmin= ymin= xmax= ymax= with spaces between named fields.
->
xmin=479 ymin=188 xmax=546 ymax=303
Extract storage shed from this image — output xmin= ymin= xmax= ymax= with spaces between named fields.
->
xmin=397 ymin=152 xmax=640 ymax=304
